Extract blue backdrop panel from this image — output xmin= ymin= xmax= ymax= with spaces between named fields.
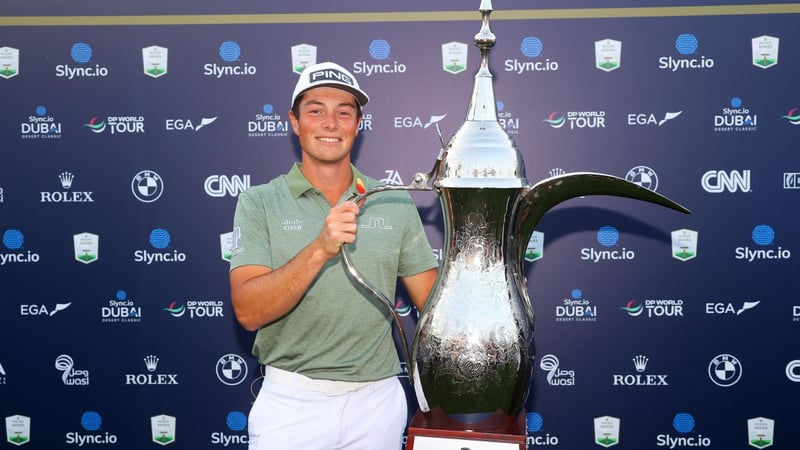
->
xmin=1 ymin=2 xmax=799 ymax=449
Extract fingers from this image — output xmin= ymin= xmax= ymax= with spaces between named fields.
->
xmin=320 ymin=201 xmax=360 ymax=256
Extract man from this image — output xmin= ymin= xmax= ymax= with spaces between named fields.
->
xmin=229 ymin=62 xmax=439 ymax=450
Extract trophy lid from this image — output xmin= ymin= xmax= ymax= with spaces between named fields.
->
xmin=436 ymin=0 xmax=527 ymax=189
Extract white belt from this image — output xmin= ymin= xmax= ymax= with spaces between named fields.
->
xmin=263 ymin=366 xmax=375 ymax=396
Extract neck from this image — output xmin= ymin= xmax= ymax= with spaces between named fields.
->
xmin=300 ymin=161 xmax=353 ymax=205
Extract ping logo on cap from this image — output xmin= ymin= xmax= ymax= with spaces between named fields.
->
xmin=309 ymin=68 xmax=355 ymax=86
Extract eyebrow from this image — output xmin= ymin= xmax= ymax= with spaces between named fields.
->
xmin=301 ymin=99 xmax=357 ymax=110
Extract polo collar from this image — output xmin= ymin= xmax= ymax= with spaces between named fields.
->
xmin=286 ymin=163 xmax=367 ymax=199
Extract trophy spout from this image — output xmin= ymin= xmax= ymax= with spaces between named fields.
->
xmin=512 ymin=172 xmax=691 ymax=267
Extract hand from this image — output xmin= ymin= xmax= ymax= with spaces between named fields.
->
xmin=319 ymin=201 xmax=360 ymax=258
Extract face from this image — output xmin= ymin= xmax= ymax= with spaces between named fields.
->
xmin=289 ymin=87 xmax=362 ymax=167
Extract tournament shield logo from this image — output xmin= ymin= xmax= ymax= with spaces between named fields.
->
xmin=747 ymin=417 xmax=774 ymax=448
xmin=0 ymin=47 xmax=19 ymax=79
xmin=525 ymin=231 xmax=544 ymax=262
xmin=151 ymin=414 xmax=176 ymax=445
xmin=671 ymin=229 xmax=698 ymax=261
xmin=219 ymin=232 xmax=233 ymax=262
xmin=752 ymin=36 xmax=778 ymax=69
xmin=5 ymin=415 xmax=30 ymax=446
xmin=441 ymin=41 xmax=468 ymax=74
xmin=73 ymin=232 xmax=99 ymax=264
xmin=595 ymin=39 xmax=621 ymax=72
xmin=142 ymin=45 xmax=168 ymax=78
xmin=291 ymin=43 xmax=317 ymax=74
xmin=594 ymin=416 xmax=620 ymax=447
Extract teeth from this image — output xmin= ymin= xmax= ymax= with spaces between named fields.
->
xmin=318 ymin=137 xmax=338 ymax=142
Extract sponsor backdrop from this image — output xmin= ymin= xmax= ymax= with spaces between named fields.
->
xmin=1 ymin=1 xmax=799 ymax=448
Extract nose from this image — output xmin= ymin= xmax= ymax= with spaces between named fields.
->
xmin=321 ymin=112 xmax=337 ymax=130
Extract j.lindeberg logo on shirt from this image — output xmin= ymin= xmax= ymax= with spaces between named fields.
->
xmin=281 ymin=219 xmax=303 ymax=231
xmin=361 ymin=217 xmax=392 ymax=230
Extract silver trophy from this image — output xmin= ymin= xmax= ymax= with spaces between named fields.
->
xmin=343 ymin=0 xmax=690 ymax=432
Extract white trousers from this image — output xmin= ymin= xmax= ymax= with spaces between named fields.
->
xmin=248 ymin=368 xmax=407 ymax=450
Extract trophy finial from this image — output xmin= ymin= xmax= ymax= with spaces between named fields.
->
xmin=467 ymin=1 xmax=497 ymax=122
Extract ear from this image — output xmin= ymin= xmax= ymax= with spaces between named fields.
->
xmin=288 ymin=110 xmax=300 ymax=136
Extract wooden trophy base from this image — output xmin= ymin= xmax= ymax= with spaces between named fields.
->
xmin=406 ymin=410 xmax=527 ymax=450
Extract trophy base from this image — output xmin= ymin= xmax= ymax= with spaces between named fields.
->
xmin=406 ymin=409 xmax=526 ymax=450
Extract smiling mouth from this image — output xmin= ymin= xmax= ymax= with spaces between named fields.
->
xmin=317 ymin=137 xmax=340 ymax=143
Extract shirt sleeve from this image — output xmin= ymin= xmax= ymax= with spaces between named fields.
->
xmin=229 ymin=188 xmax=273 ymax=271
xmin=397 ymin=193 xmax=438 ymax=277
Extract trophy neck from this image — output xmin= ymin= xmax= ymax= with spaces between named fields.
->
xmin=435 ymin=1 xmax=528 ymax=190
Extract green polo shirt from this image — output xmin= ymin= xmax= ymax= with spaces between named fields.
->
xmin=230 ymin=163 xmax=438 ymax=382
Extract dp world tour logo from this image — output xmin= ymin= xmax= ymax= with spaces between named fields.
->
xmin=543 ymin=112 xmax=565 ymax=128
xmin=782 ymin=108 xmax=800 ymax=125
xmin=84 ymin=117 xmax=106 ymax=133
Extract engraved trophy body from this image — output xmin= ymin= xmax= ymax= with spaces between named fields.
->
xmin=342 ymin=0 xmax=690 ymax=434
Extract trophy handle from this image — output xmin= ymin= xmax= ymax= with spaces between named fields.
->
xmin=340 ymin=168 xmax=437 ymax=386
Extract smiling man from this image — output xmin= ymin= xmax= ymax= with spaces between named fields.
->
xmin=228 ymin=62 xmax=438 ymax=450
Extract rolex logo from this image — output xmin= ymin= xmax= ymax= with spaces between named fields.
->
xmin=41 ymin=172 xmax=94 ymax=203
xmin=125 ymin=355 xmax=178 ymax=385
xmin=612 ymin=354 xmax=668 ymax=386
xmin=633 ymin=354 xmax=649 ymax=372
xmin=144 ymin=355 xmax=159 ymax=372
xmin=59 ymin=172 xmax=75 ymax=189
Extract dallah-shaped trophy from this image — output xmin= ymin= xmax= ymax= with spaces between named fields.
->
xmin=342 ymin=0 xmax=690 ymax=434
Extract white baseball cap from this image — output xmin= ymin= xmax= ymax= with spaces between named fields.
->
xmin=291 ymin=62 xmax=369 ymax=108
